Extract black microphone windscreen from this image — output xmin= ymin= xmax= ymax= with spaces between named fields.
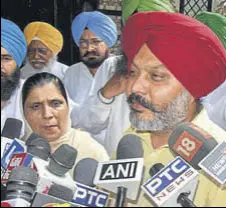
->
xmin=1 ymin=118 xmax=22 ymax=139
xmin=7 ymin=166 xmax=38 ymax=186
xmin=48 ymin=183 xmax=74 ymax=201
xmin=26 ymin=133 xmax=51 ymax=161
xmin=25 ymin=132 xmax=42 ymax=145
xmin=117 ymin=134 xmax=144 ymax=159
xmin=149 ymin=163 xmax=165 ymax=177
xmin=73 ymin=158 xmax=98 ymax=187
xmin=168 ymin=122 xmax=218 ymax=169
xmin=48 ymin=144 xmax=77 ymax=176
xmin=1 ymin=183 xmax=7 ymax=201
xmin=6 ymin=167 xmax=38 ymax=202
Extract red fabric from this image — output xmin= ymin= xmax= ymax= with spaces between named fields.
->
xmin=122 ymin=12 xmax=226 ymax=98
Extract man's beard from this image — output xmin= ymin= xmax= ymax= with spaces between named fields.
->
xmin=81 ymin=50 xmax=109 ymax=69
xmin=25 ymin=55 xmax=57 ymax=72
xmin=1 ymin=69 xmax=20 ymax=101
xmin=127 ymin=90 xmax=191 ymax=132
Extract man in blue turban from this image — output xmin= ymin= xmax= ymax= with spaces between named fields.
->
xmin=63 ymin=11 xmax=125 ymax=155
xmin=1 ymin=17 xmax=27 ymax=137
xmin=64 ymin=11 xmax=117 ymax=108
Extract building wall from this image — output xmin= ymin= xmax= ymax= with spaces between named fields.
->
xmin=98 ymin=0 xmax=225 ymax=55
xmin=214 ymin=0 xmax=226 ymax=15
xmin=1 ymin=0 xmax=225 ymax=63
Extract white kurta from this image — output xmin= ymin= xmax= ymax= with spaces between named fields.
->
xmin=63 ymin=62 xmax=93 ymax=105
xmin=201 ymin=80 xmax=226 ymax=131
xmin=1 ymin=80 xmax=25 ymax=138
xmin=21 ymin=61 xmax=68 ymax=80
xmin=67 ymin=56 xmax=130 ymax=156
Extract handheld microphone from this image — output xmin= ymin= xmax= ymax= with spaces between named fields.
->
xmin=116 ymin=134 xmax=144 ymax=159
xmin=30 ymin=193 xmax=80 ymax=207
xmin=1 ymin=118 xmax=23 ymax=160
xmin=149 ymin=163 xmax=165 ymax=177
xmin=94 ymin=134 xmax=144 ymax=206
xmin=1 ymin=133 xmax=51 ymax=183
xmin=1 ymin=182 xmax=7 ymax=201
xmin=33 ymin=144 xmax=77 ymax=194
xmin=148 ymin=163 xmax=196 ymax=207
xmin=1 ymin=118 xmax=22 ymax=158
xmin=6 ymin=166 xmax=38 ymax=204
xmin=31 ymin=184 xmax=79 ymax=207
xmin=142 ymin=157 xmax=199 ymax=207
xmin=116 ymin=134 xmax=144 ymax=207
xmin=72 ymin=158 xmax=109 ymax=207
xmin=48 ymin=144 xmax=77 ymax=176
xmin=168 ymin=122 xmax=218 ymax=170
xmin=1 ymin=139 xmax=26 ymax=182
xmin=26 ymin=133 xmax=51 ymax=161
xmin=73 ymin=158 xmax=98 ymax=187
xmin=168 ymin=123 xmax=225 ymax=187
xmin=48 ymin=183 xmax=74 ymax=201
xmin=198 ymin=141 xmax=226 ymax=187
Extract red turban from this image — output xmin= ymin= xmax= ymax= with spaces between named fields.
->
xmin=122 ymin=12 xmax=226 ymax=98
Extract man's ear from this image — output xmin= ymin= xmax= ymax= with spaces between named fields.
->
xmin=190 ymin=95 xmax=196 ymax=105
xmin=187 ymin=90 xmax=195 ymax=105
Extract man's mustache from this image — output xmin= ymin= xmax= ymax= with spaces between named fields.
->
xmin=83 ymin=51 xmax=99 ymax=58
xmin=1 ymin=71 xmax=13 ymax=81
xmin=30 ymin=59 xmax=46 ymax=63
xmin=127 ymin=93 xmax=162 ymax=113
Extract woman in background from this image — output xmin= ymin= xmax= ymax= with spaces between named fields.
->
xmin=21 ymin=72 xmax=109 ymax=164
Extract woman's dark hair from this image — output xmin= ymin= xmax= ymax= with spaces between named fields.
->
xmin=22 ymin=72 xmax=68 ymax=108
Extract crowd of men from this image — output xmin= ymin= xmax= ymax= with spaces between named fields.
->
xmin=1 ymin=1 xmax=226 ymax=206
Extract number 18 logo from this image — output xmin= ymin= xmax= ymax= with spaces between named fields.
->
xmin=173 ymin=132 xmax=203 ymax=162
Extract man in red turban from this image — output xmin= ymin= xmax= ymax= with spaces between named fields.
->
xmin=112 ymin=12 xmax=226 ymax=207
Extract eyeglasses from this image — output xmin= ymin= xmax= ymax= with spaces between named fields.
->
xmin=79 ymin=38 xmax=104 ymax=48
xmin=27 ymin=48 xmax=49 ymax=56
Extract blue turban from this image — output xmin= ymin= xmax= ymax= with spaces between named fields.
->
xmin=71 ymin=11 xmax=117 ymax=48
xmin=1 ymin=18 xmax=27 ymax=67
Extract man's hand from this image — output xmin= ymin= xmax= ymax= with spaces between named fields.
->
xmin=101 ymin=71 xmax=129 ymax=99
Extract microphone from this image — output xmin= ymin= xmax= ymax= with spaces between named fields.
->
xmin=73 ymin=158 xmax=98 ymax=187
xmin=26 ymin=133 xmax=51 ymax=161
xmin=168 ymin=122 xmax=226 ymax=187
xmin=168 ymin=122 xmax=218 ymax=170
xmin=142 ymin=157 xmax=199 ymax=207
xmin=31 ymin=184 xmax=78 ymax=207
xmin=116 ymin=134 xmax=144 ymax=159
xmin=48 ymin=144 xmax=77 ymax=176
xmin=1 ymin=139 xmax=26 ymax=182
xmin=30 ymin=193 xmax=79 ymax=207
xmin=94 ymin=134 xmax=144 ymax=206
xmin=31 ymin=177 xmax=77 ymax=208
xmin=116 ymin=134 xmax=144 ymax=207
xmin=3 ymin=166 xmax=39 ymax=207
xmin=33 ymin=144 xmax=77 ymax=194
xmin=72 ymin=158 xmax=109 ymax=207
xmin=169 ymin=122 xmax=226 ymax=187
xmin=149 ymin=163 xmax=196 ymax=207
xmin=198 ymin=141 xmax=226 ymax=187
xmin=1 ymin=182 xmax=7 ymax=201
xmin=1 ymin=133 xmax=51 ymax=183
xmin=149 ymin=163 xmax=165 ymax=177
xmin=1 ymin=118 xmax=22 ymax=158
xmin=48 ymin=183 xmax=74 ymax=201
